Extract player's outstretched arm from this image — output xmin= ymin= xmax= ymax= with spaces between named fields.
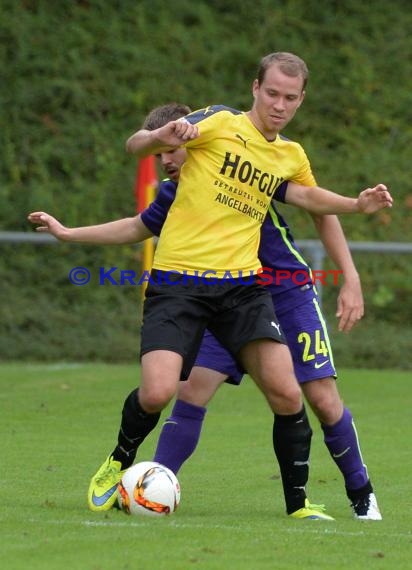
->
xmin=126 ymin=120 xmax=199 ymax=157
xmin=310 ymin=214 xmax=364 ymax=332
xmin=27 ymin=212 xmax=153 ymax=245
xmin=286 ymin=183 xmax=393 ymax=214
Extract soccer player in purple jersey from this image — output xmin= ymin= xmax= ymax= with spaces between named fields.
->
xmin=29 ymin=54 xmax=390 ymax=520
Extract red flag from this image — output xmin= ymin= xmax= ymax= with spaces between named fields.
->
xmin=135 ymin=155 xmax=157 ymax=213
xmin=134 ymin=155 xmax=158 ymax=304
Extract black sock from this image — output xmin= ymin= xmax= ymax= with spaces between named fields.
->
xmin=111 ymin=388 xmax=160 ymax=469
xmin=346 ymin=480 xmax=373 ymax=503
xmin=273 ymin=406 xmax=313 ymax=514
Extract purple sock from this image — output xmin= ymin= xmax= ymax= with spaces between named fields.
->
xmin=153 ymin=399 xmax=207 ymax=474
xmin=322 ymin=407 xmax=369 ymax=491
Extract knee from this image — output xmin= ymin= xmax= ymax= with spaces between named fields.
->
xmin=139 ymin=384 xmax=175 ymax=413
xmin=264 ymin=378 xmax=303 ymax=414
xmin=140 ymin=353 xmax=181 ymax=412
xmin=308 ymin=392 xmax=343 ymax=425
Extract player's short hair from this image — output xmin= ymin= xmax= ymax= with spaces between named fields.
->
xmin=142 ymin=103 xmax=192 ymax=130
xmin=257 ymin=52 xmax=309 ymax=90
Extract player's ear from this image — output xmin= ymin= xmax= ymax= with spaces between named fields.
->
xmin=252 ymin=79 xmax=259 ymax=97
xmin=297 ymin=90 xmax=306 ymax=107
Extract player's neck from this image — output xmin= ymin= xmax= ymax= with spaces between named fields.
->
xmin=245 ymin=110 xmax=278 ymax=142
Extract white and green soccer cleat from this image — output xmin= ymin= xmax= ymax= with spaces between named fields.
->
xmin=289 ymin=499 xmax=335 ymax=521
xmin=87 ymin=455 xmax=126 ymax=512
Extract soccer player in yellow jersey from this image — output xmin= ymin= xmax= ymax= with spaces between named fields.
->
xmin=67 ymin=53 xmax=391 ymax=518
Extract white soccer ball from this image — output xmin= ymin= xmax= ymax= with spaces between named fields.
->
xmin=117 ymin=461 xmax=180 ymax=516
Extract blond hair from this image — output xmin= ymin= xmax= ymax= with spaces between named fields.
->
xmin=257 ymin=52 xmax=309 ymax=89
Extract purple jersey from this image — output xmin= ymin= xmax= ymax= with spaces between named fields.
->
xmin=141 ymin=178 xmax=336 ymax=383
xmin=141 ymin=178 xmax=177 ymax=234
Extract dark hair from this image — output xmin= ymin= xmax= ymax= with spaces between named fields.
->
xmin=142 ymin=103 xmax=192 ymax=130
xmin=257 ymin=52 xmax=309 ymax=90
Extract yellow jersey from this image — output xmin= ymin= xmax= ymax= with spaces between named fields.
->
xmin=153 ymin=105 xmax=315 ymax=277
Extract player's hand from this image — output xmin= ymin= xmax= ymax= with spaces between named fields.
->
xmin=156 ymin=119 xmax=199 ymax=146
xmin=335 ymin=275 xmax=364 ymax=333
xmin=357 ymin=184 xmax=393 ymax=213
xmin=27 ymin=211 xmax=68 ymax=240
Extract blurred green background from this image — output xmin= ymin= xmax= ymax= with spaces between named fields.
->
xmin=1 ymin=0 xmax=411 ymax=367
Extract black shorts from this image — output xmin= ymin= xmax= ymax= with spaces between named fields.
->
xmin=140 ymin=269 xmax=285 ymax=379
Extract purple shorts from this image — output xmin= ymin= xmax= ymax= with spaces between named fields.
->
xmin=194 ymin=289 xmax=336 ymax=385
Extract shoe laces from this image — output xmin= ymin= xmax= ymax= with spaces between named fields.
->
xmin=95 ymin=464 xmax=118 ymax=486
xmin=306 ymin=502 xmax=327 ymax=512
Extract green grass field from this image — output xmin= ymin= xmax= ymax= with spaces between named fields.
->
xmin=1 ymin=363 xmax=411 ymax=570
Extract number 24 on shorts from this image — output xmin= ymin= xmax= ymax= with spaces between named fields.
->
xmin=298 ymin=329 xmax=328 ymax=361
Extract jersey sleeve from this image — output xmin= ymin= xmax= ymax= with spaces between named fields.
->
xmin=273 ymin=181 xmax=289 ymax=203
xmin=184 ymin=106 xmax=242 ymax=148
xmin=140 ymin=179 xmax=177 ymax=237
xmin=275 ymin=145 xmax=317 ymax=202
xmin=289 ymin=145 xmax=317 ymax=186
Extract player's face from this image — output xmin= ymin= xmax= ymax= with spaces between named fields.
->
xmin=157 ymin=147 xmax=187 ymax=182
xmin=250 ymin=63 xmax=305 ymax=140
